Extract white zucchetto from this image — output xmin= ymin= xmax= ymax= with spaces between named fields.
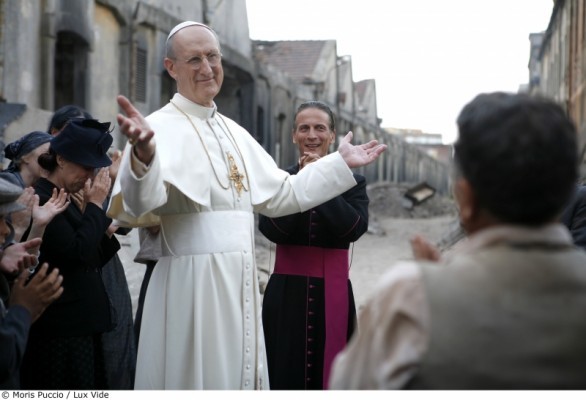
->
xmin=166 ymin=21 xmax=212 ymax=43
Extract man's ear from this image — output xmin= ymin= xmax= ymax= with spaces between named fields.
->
xmin=164 ymin=58 xmax=177 ymax=80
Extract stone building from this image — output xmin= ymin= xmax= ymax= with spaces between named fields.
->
xmin=0 ymin=0 xmax=449 ymax=192
xmin=529 ymin=0 xmax=586 ymax=163
xmin=0 ymin=0 xmax=256 ymax=151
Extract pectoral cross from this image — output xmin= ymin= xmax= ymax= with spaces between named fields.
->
xmin=227 ymin=152 xmax=247 ymax=196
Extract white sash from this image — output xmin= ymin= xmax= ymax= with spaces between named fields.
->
xmin=160 ymin=211 xmax=252 ymax=256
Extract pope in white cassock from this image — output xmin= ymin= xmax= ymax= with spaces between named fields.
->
xmin=107 ymin=21 xmax=387 ymax=390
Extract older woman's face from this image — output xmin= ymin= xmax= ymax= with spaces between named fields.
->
xmin=55 ymin=156 xmax=94 ymax=194
xmin=21 ymin=143 xmax=50 ymax=183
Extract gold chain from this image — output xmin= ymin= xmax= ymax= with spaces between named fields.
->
xmin=170 ymin=100 xmax=249 ymax=196
xmin=210 ymin=115 xmax=250 ymax=194
xmin=170 ymin=100 xmax=230 ymax=189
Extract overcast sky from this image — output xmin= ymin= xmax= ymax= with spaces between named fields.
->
xmin=246 ymin=0 xmax=554 ymax=143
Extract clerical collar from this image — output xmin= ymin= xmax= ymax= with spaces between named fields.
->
xmin=171 ymin=93 xmax=217 ymax=119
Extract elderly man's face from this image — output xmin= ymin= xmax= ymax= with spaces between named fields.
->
xmin=165 ymin=26 xmax=224 ymax=107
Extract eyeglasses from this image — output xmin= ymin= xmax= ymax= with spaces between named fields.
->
xmin=175 ymin=52 xmax=222 ymax=69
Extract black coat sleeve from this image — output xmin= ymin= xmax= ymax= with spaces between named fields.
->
xmin=313 ymin=174 xmax=369 ymax=242
xmin=40 ymin=202 xmax=120 ymax=271
xmin=259 ymin=174 xmax=369 ymax=244
xmin=259 ymin=210 xmax=304 ymax=243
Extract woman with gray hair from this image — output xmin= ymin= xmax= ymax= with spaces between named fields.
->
xmin=0 ymin=131 xmax=53 ymax=242
xmin=0 ymin=131 xmax=52 ymax=188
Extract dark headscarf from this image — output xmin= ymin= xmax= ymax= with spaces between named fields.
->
xmin=4 ymin=131 xmax=52 ymax=172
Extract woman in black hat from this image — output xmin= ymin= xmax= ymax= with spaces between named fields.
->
xmin=20 ymin=119 xmax=120 ymax=390
xmin=47 ymin=108 xmax=137 ymax=390
xmin=48 ymin=108 xmax=137 ymax=390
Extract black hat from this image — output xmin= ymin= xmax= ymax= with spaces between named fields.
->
xmin=50 ymin=118 xmax=113 ymax=168
xmin=0 ymin=178 xmax=25 ymax=215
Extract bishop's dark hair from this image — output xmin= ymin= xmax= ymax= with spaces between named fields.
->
xmin=294 ymin=101 xmax=336 ymax=132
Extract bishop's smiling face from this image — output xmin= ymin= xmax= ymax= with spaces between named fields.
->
xmin=292 ymin=107 xmax=335 ymax=158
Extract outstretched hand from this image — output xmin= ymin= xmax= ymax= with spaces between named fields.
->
xmin=11 ymin=187 xmax=35 ymax=241
xmin=337 ymin=132 xmax=387 ymax=168
xmin=32 ymin=188 xmax=69 ymax=228
xmin=410 ymin=234 xmax=441 ymax=262
xmin=117 ymin=95 xmax=156 ymax=164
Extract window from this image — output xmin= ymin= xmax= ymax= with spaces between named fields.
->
xmin=54 ymin=31 xmax=88 ymax=109
xmin=134 ymin=47 xmax=147 ymax=102
xmin=256 ymin=106 xmax=265 ymax=144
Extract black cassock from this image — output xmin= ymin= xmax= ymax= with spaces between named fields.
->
xmin=259 ymin=164 xmax=369 ymax=390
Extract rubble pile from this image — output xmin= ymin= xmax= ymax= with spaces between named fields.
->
xmin=255 ymin=181 xmax=458 ymax=244
xmin=367 ymin=181 xmax=458 ymax=219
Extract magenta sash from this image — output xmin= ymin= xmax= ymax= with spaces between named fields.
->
xmin=274 ymin=244 xmax=349 ymax=389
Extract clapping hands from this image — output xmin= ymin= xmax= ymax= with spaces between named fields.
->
xmin=32 ymin=188 xmax=69 ymax=228
xmin=84 ymin=168 xmax=111 ymax=208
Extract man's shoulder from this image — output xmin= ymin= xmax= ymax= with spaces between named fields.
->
xmin=145 ymin=103 xmax=196 ymax=142
xmin=145 ymin=103 xmax=176 ymax=123
xmin=217 ymin=112 xmax=250 ymax=134
xmin=0 ymin=171 xmax=21 ymax=187
xmin=374 ymin=261 xmax=425 ymax=296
